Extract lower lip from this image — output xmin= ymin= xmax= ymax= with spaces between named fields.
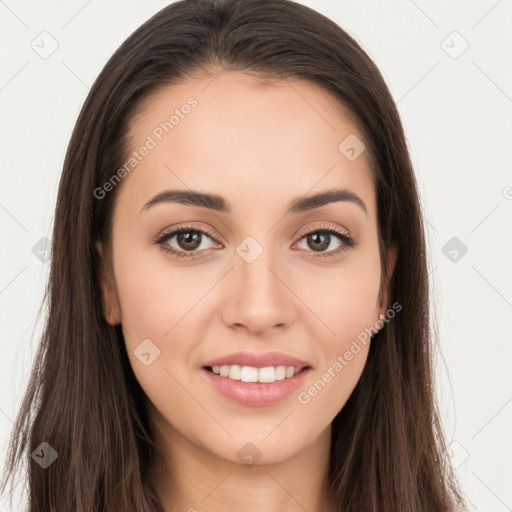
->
xmin=201 ymin=367 xmax=311 ymax=406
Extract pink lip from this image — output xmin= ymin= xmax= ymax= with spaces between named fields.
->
xmin=201 ymin=366 xmax=311 ymax=406
xmin=202 ymin=351 xmax=311 ymax=369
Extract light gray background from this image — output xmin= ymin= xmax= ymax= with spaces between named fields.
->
xmin=1 ymin=1 xmax=511 ymax=511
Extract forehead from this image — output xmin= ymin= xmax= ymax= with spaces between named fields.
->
xmin=118 ymin=71 xmax=376 ymax=221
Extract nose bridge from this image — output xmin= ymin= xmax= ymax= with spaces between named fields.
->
xmin=222 ymin=233 xmax=295 ymax=332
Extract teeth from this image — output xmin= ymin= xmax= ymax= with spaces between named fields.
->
xmin=241 ymin=366 xmax=259 ymax=382
xmin=275 ymin=366 xmax=286 ymax=380
xmin=210 ymin=365 xmax=303 ymax=383
xmin=228 ymin=365 xmax=241 ymax=380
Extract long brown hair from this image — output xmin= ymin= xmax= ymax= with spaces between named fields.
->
xmin=1 ymin=0 xmax=467 ymax=510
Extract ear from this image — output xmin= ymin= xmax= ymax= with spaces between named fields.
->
xmin=377 ymin=243 xmax=398 ymax=318
xmin=386 ymin=243 xmax=398 ymax=291
xmin=96 ymin=240 xmax=121 ymax=325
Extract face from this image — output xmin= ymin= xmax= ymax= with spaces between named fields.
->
xmin=97 ymin=71 xmax=396 ymax=467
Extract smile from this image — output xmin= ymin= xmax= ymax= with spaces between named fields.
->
xmin=202 ymin=365 xmax=311 ymax=406
xmin=207 ymin=364 xmax=303 ymax=383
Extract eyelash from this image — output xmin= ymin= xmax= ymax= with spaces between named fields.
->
xmin=152 ymin=222 xmax=357 ymax=260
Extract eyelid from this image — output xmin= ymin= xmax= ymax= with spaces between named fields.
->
xmin=295 ymin=221 xmax=351 ymax=240
xmin=156 ymin=222 xmax=218 ymax=241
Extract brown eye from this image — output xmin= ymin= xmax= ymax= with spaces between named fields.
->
xmin=175 ymin=231 xmax=203 ymax=251
xmin=295 ymin=226 xmax=356 ymax=258
xmin=155 ymin=224 xmax=220 ymax=259
xmin=304 ymin=232 xmax=331 ymax=252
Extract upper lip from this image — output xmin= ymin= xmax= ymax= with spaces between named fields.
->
xmin=202 ymin=351 xmax=311 ymax=369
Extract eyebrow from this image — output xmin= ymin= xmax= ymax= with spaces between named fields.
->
xmin=141 ymin=187 xmax=368 ymax=216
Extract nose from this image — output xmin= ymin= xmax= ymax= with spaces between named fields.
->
xmin=220 ymin=240 xmax=296 ymax=336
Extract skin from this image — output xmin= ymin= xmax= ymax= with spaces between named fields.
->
xmin=97 ymin=70 xmax=397 ymax=512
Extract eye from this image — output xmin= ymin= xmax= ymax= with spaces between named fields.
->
xmin=294 ymin=223 xmax=356 ymax=258
xmin=153 ymin=224 xmax=221 ymax=260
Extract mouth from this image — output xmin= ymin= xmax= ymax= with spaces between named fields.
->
xmin=202 ymin=364 xmax=311 ymax=383
xmin=201 ymin=364 xmax=312 ymax=406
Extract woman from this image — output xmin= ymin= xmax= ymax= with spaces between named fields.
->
xmin=1 ymin=0 xmax=468 ymax=510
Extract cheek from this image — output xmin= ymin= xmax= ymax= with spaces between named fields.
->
xmin=111 ymin=248 xmax=201 ymax=387
xmin=297 ymin=344 xmax=370 ymax=429
xmin=114 ymin=255 xmax=203 ymax=422
xmin=294 ymin=254 xmax=381 ymax=348
xmin=291 ymin=256 xmax=380 ymax=415
xmin=294 ymin=279 xmax=377 ymax=422
xmin=113 ymin=245 xmax=208 ymax=342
